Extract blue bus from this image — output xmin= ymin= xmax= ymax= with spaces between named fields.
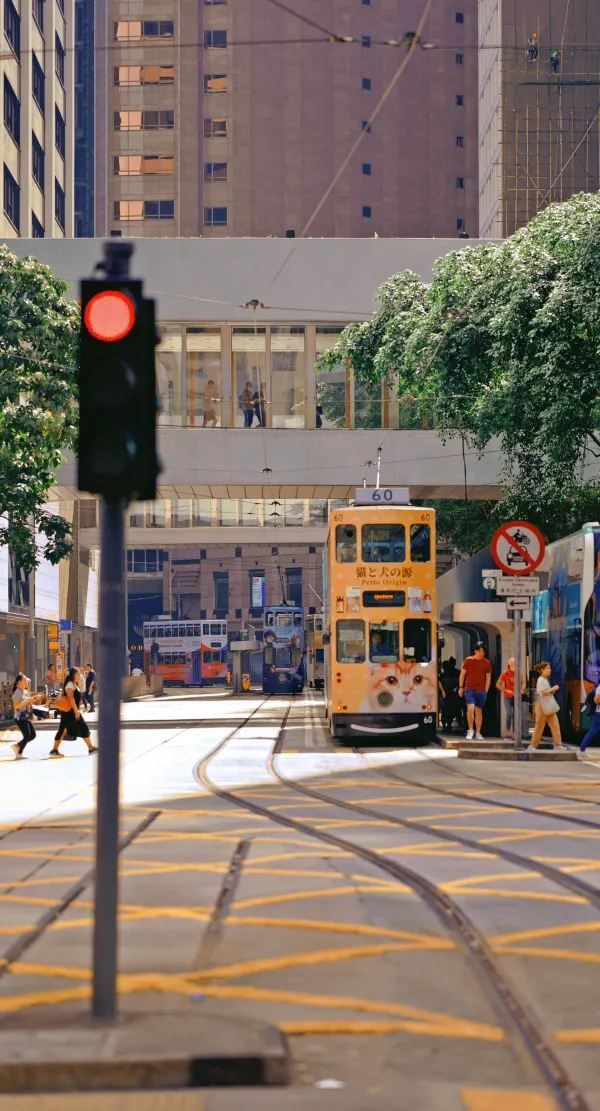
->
xmin=262 ymin=605 xmax=305 ymax=693
xmin=531 ymin=523 xmax=600 ymax=739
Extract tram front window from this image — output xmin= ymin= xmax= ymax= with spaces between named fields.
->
xmin=369 ymin=623 xmax=399 ymax=663
xmin=404 ymin=619 xmax=431 ymax=663
xmin=336 ymin=620 xmax=365 ymax=663
xmin=362 ymin=525 xmax=405 ymax=563
xmin=410 ymin=524 xmax=431 ymax=563
xmin=336 ymin=524 xmax=357 ymax=563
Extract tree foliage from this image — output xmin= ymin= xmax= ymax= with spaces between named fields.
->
xmin=319 ymin=193 xmax=600 ymax=546
xmin=0 ymin=247 xmax=79 ymax=571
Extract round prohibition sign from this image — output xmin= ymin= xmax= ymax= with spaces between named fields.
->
xmin=490 ymin=520 xmax=546 ymax=576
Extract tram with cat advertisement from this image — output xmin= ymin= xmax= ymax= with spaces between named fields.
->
xmin=324 ymin=492 xmax=437 ymax=742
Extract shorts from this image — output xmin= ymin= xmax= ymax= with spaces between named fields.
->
xmin=464 ymin=689 xmax=486 ymax=709
xmin=503 ymin=696 xmax=514 ymax=731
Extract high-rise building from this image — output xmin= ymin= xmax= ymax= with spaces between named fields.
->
xmin=479 ymin=0 xmax=600 ymax=238
xmin=74 ymin=0 xmax=94 ymax=236
xmin=1 ymin=0 xmax=74 ymax=238
xmin=95 ymin=0 xmax=478 ymax=239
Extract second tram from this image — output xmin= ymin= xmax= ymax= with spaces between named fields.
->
xmin=306 ymin=614 xmax=325 ymax=689
xmin=143 ymin=619 xmax=228 ymax=686
xmin=324 ymin=499 xmax=437 ymax=743
xmin=262 ymin=605 xmax=305 ymax=693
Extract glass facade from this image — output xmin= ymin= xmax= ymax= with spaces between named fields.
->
xmin=122 ymin=498 xmax=351 ymax=531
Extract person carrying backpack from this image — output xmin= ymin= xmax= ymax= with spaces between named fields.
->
xmin=579 ymin=681 xmax=600 ymax=755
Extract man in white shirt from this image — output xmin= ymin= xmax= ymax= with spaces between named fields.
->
xmin=580 ymin=683 xmax=600 ymax=753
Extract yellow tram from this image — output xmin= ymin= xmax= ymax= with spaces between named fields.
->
xmin=324 ymin=494 xmax=437 ymax=743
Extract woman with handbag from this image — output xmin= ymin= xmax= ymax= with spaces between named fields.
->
xmin=528 ymin=661 xmax=570 ymax=752
xmin=11 ymin=674 xmax=37 ymax=759
xmin=49 ymin=667 xmax=97 ymax=759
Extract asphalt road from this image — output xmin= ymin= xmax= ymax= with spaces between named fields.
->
xmin=1 ymin=690 xmax=599 ymax=1110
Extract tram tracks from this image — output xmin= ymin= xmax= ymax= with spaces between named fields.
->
xmin=194 ymin=699 xmax=594 ymax=1111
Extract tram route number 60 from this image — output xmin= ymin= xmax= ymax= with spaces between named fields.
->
xmin=354 ymin=487 xmax=410 ymax=506
xmin=423 ymin=715 xmax=434 ymax=725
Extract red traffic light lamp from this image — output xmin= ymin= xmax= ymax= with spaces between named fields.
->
xmin=83 ymin=289 xmax=136 ymax=343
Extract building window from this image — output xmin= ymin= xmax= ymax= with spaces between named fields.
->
xmin=32 ymin=133 xmax=45 ymax=190
xmin=455 ymin=11 xmax=464 ymax=22
xmin=204 ymin=74 xmax=227 ymax=92
xmin=361 ymin=120 xmax=372 ymax=132
xmin=456 ymin=94 xmax=464 ymax=106
xmin=455 ymin=52 xmax=464 ymax=64
xmin=204 ymin=117 xmax=227 ymax=137
xmin=32 ymin=54 xmax=45 ymax=114
xmin=3 ymin=77 xmax=20 ymax=146
xmin=362 ymin=0 xmax=371 ymax=5
xmin=213 ymin=571 xmax=229 ymax=616
xmin=32 ymin=212 xmax=44 ymax=238
xmin=3 ymin=164 xmax=19 ymax=231
xmin=204 ymin=161 xmax=227 ymax=182
xmin=114 ymin=155 xmax=175 ymax=175
xmin=55 ymin=106 xmax=65 ymax=158
xmin=114 ymin=199 xmax=175 ymax=221
xmin=205 ymin=0 xmax=227 ymax=4
xmin=286 ymin=568 xmax=302 ymax=607
xmin=55 ymin=180 xmax=65 ymax=230
xmin=114 ymin=20 xmax=174 ymax=40
xmin=33 ymin=0 xmax=43 ymax=31
xmin=456 ymin=134 xmax=464 ymax=147
xmin=362 ymin=162 xmax=371 ymax=175
xmin=114 ymin=65 xmax=175 ymax=86
xmin=456 ymin=218 xmax=465 ymax=230
xmin=204 ymin=206 xmax=227 ymax=226
xmin=362 ymin=77 xmax=371 ymax=89
xmin=362 ymin=205 xmax=372 ymax=218
xmin=456 ymin=176 xmax=464 ymax=189
xmin=361 ymin=35 xmax=371 ymax=47
xmin=114 ymin=110 xmax=174 ymax=130
xmin=4 ymin=0 xmax=20 ymax=59
xmin=205 ymin=29 xmax=227 ymax=47
xmin=55 ymin=34 xmax=65 ymax=84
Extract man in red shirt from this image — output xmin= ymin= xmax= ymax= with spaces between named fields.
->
xmin=459 ymin=642 xmax=492 ymax=740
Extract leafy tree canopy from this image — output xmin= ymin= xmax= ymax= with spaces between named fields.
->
xmin=319 ymin=193 xmax=600 ymax=546
xmin=0 ymin=246 xmax=79 ymax=571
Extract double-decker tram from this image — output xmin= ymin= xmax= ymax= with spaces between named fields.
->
xmin=143 ymin=619 xmax=228 ymax=686
xmin=262 ymin=605 xmax=305 ymax=693
xmin=306 ymin=614 xmax=325 ymax=689
xmin=324 ymin=493 xmax=437 ymax=742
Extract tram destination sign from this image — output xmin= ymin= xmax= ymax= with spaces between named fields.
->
xmin=355 ymin=487 xmax=410 ymax=506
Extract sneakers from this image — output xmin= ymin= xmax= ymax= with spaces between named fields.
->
xmin=88 ymin=745 xmax=98 ymax=756
xmin=48 ymin=750 xmax=64 ymax=759
xmin=553 ymin=744 xmax=571 ymax=752
xmin=466 ymin=729 xmax=474 ymax=740
xmin=10 ymin=744 xmax=23 ymax=760
xmin=526 ymin=743 xmax=538 ymax=753
xmin=475 ymin=732 xmax=484 ymax=741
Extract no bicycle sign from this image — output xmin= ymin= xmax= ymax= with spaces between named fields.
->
xmin=490 ymin=520 xmax=546 ymax=576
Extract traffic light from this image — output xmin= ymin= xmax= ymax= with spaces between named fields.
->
xmin=78 ymin=278 xmax=160 ymax=502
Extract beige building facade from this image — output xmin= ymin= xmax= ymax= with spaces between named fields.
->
xmin=96 ymin=0 xmax=478 ymax=239
xmin=479 ymin=0 xmax=600 ymax=238
xmin=1 ymin=0 xmax=74 ymax=238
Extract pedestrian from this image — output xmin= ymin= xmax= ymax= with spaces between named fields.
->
xmin=526 ymin=32 xmax=539 ymax=61
xmin=528 ymin=661 xmax=570 ymax=752
xmin=253 ymin=383 xmax=266 ymax=427
xmin=316 ymin=404 xmax=323 ymax=428
xmin=550 ymin=49 xmax=560 ymax=72
xmin=49 ymin=667 xmax=98 ymax=759
xmin=10 ymin=674 xmax=37 ymax=760
xmin=459 ymin=642 xmax=492 ymax=741
xmin=579 ymin=680 xmax=600 ymax=756
xmin=496 ymin=657 xmax=526 ymax=741
xmin=84 ymin=661 xmax=96 ymax=712
xmin=439 ymin=659 xmax=460 ymax=731
xmin=202 ymin=380 xmax=219 ymax=428
xmin=241 ymin=381 xmax=254 ymax=428
xmin=45 ymin=663 xmax=57 ymax=691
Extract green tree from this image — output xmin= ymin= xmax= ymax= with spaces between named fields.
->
xmin=319 ymin=194 xmax=600 ymax=543
xmin=0 ymin=246 xmax=79 ymax=571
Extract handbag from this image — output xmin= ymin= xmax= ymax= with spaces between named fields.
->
xmin=54 ymin=694 xmax=71 ymax=713
xmin=540 ymin=692 xmax=560 ymax=715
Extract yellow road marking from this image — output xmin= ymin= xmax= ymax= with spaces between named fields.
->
xmin=555 ymin=1027 xmax=600 ymax=1044
xmin=230 ymin=884 xmax=405 ymax=911
xmin=189 ymin=941 xmax=441 ymax=982
xmin=491 ymin=921 xmax=600 ymax=946
xmin=280 ymin=1018 xmax=501 ymax=1038
xmin=462 ymin=1089 xmax=557 ymax=1111
xmin=493 ymin=945 xmax=600 ymax=965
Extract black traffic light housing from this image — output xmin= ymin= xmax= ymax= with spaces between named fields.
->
xmin=78 ymin=273 xmax=160 ymax=503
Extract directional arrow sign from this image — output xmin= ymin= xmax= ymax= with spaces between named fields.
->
xmin=495 ymin=576 xmax=539 ymax=597
xmin=505 ymin=598 xmax=530 ymax=611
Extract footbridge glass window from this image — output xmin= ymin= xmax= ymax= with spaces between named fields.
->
xmin=271 ymin=326 xmax=305 ymax=428
xmin=316 ymin=327 xmax=347 ymax=429
xmin=187 ymin=327 xmax=222 ymax=427
xmin=336 ymin=620 xmax=365 ymax=664
xmin=362 ymin=524 xmax=405 ymax=563
xmin=233 ymin=328 xmax=266 ymax=427
xmin=156 ymin=328 xmax=183 ymax=426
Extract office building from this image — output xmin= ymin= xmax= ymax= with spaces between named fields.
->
xmin=479 ymin=0 xmax=600 ymax=237
xmin=1 ymin=0 xmax=74 ymax=238
xmin=95 ymin=0 xmax=478 ymax=239
xmin=74 ymin=0 xmax=94 ymax=236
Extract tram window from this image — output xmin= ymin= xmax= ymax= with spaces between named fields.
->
xmin=369 ymin=622 xmax=400 ymax=663
xmin=316 ymin=648 xmax=325 ymax=663
xmin=210 ymin=623 xmax=221 ymax=635
xmin=410 ymin=524 xmax=431 ymax=563
xmin=193 ymin=624 xmax=202 ymax=637
xmin=362 ymin=525 xmax=405 ymax=563
xmin=336 ymin=524 xmax=357 ymax=563
xmin=294 ymin=613 xmax=302 ymax=627
xmin=316 ymin=617 xmax=323 ymax=631
xmin=276 ymin=613 xmax=291 ymax=627
xmin=403 ymin=619 xmax=431 ymax=662
xmin=156 ymin=625 xmax=164 ymax=638
xmin=336 ymin=620 xmax=366 ymax=663
xmin=265 ymin=613 xmax=274 ymax=627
